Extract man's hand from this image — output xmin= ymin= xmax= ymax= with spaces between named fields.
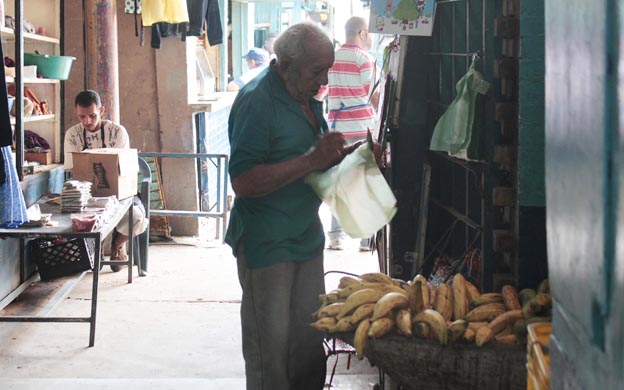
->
xmin=343 ymin=139 xmax=384 ymax=167
xmin=306 ymin=132 xmax=346 ymax=171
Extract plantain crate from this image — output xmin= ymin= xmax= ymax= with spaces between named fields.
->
xmin=344 ymin=334 xmax=527 ymax=390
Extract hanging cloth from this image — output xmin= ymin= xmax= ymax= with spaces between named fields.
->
xmin=141 ymin=0 xmax=189 ymax=27
xmin=186 ymin=0 xmax=223 ymax=46
xmin=0 ymin=32 xmax=14 ymax=185
xmin=125 ymin=0 xmax=144 ymax=43
xmin=0 ymin=147 xmax=29 ymax=228
xmin=429 ymin=61 xmax=490 ymax=159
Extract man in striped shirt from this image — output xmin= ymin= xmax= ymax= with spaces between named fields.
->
xmin=325 ymin=16 xmax=379 ymax=251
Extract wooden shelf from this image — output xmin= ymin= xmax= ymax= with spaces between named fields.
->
xmin=10 ymin=114 xmax=55 ymax=124
xmin=0 ymin=26 xmax=59 ymax=44
xmin=5 ymin=76 xmax=60 ymax=84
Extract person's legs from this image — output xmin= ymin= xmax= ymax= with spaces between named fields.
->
xmin=288 ymin=254 xmax=327 ymax=389
xmin=327 ymin=215 xmax=344 ymax=250
xmin=237 ymin=250 xmax=294 ymax=390
xmin=359 ymin=237 xmax=371 ymax=252
xmin=110 ymin=202 xmax=148 ymax=272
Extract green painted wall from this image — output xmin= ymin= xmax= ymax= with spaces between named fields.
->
xmin=518 ymin=1 xmax=545 ymax=207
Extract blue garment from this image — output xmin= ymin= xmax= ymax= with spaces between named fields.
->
xmin=0 ymin=146 xmax=28 ymax=228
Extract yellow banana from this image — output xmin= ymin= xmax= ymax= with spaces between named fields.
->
xmin=331 ymin=316 xmax=356 ymax=333
xmin=452 ymin=274 xmax=469 ymax=321
xmin=360 ymin=272 xmax=394 ymax=284
xmin=354 ymin=319 xmax=371 ymax=360
xmin=310 ymin=317 xmax=336 ymax=333
xmin=348 ymin=303 xmax=376 ymax=326
xmin=371 ymin=292 xmax=409 ymax=321
xmin=463 ymin=327 xmax=476 ymax=343
xmin=337 ymin=283 xmax=371 ymax=299
xmin=368 ymin=317 xmax=395 ymax=339
xmin=487 ymin=309 xmax=523 ymax=334
xmin=337 ymin=288 xmax=386 ymax=319
xmin=315 ymin=302 xmax=344 ymax=319
xmin=407 ymin=279 xmax=425 ymax=314
xmin=413 ymin=275 xmax=430 ymax=307
xmin=434 ymin=283 xmax=453 ymax=321
xmin=495 ymin=334 xmax=519 ymax=345
xmin=412 ymin=322 xmax=431 ymax=339
xmin=467 ymin=321 xmax=488 ymax=331
xmin=502 ymin=285 xmax=521 ymax=310
xmin=447 ymin=319 xmax=468 ymax=342
xmin=338 ymin=276 xmax=363 ymax=289
xmin=464 ymin=303 xmax=506 ymax=322
xmin=412 ymin=309 xmax=448 ymax=345
xmin=464 ymin=280 xmax=480 ymax=303
xmin=319 ymin=290 xmax=341 ymax=306
xmin=392 ymin=278 xmax=410 ymax=290
xmin=476 ymin=326 xmax=494 ymax=346
xmin=471 ymin=293 xmax=504 ymax=307
xmin=395 ymin=309 xmax=412 ymax=336
xmin=428 ymin=282 xmax=438 ymax=308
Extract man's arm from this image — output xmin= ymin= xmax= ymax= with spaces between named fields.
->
xmin=232 ymin=132 xmax=346 ymax=198
xmin=63 ymin=127 xmax=81 ymax=170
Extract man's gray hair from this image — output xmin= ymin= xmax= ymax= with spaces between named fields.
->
xmin=345 ymin=16 xmax=368 ymax=40
xmin=274 ymin=22 xmax=331 ymax=68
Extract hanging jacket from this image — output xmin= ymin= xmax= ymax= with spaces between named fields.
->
xmin=186 ymin=0 xmax=223 ymax=46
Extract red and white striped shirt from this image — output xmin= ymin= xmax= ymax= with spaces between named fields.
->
xmin=327 ymin=44 xmax=376 ymax=139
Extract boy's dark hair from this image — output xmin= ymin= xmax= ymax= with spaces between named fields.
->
xmin=75 ymin=90 xmax=102 ymax=108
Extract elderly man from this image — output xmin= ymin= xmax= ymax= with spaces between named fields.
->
xmin=226 ymin=22 xmax=345 ymax=389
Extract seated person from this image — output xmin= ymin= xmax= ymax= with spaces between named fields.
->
xmin=227 ymin=48 xmax=270 ymax=91
xmin=64 ymin=90 xmax=148 ymax=272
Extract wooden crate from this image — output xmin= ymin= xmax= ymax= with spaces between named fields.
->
xmin=25 ymin=151 xmax=52 ymax=165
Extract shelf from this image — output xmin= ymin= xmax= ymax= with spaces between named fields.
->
xmin=0 ymin=26 xmax=59 ymax=44
xmin=5 ymin=76 xmax=60 ymax=84
xmin=10 ymin=114 xmax=55 ymax=124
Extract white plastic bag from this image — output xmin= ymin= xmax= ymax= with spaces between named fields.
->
xmin=305 ymin=141 xmax=397 ymax=238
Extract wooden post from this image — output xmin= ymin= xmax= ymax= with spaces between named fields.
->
xmin=85 ymin=0 xmax=119 ymax=122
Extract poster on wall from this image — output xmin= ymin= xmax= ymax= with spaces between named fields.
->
xmin=369 ymin=0 xmax=435 ymax=36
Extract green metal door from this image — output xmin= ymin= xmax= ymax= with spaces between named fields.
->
xmin=546 ymin=0 xmax=624 ymax=388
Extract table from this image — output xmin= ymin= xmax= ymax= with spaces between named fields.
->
xmin=0 ymin=197 xmax=134 ymax=347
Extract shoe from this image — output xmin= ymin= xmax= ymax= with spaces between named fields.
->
xmin=328 ymin=238 xmax=344 ymax=250
xmin=110 ymin=242 xmax=127 ymax=272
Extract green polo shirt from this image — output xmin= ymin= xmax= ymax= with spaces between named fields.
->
xmin=225 ymin=65 xmax=328 ymax=268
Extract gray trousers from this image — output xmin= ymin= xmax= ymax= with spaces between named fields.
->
xmin=237 ymin=248 xmax=327 ymax=390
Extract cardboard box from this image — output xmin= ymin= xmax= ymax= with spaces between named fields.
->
xmin=25 ymin=151 xmax=52 ymax=165
xmin=71 ymin=148 xmax=138 ymax=199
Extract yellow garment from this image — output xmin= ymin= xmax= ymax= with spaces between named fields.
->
xmin=142 ymin=0 xmax=189 ymax=26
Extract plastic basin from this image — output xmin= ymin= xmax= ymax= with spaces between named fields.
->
xmin=24 ymin=52 xmax=75 ymax=80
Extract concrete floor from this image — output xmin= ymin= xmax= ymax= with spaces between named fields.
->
xmin=0 ymin=207 xmax=382 ymax=389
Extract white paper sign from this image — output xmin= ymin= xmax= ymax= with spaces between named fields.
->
xmin=369 ymin=0 xmax=435 ymax=36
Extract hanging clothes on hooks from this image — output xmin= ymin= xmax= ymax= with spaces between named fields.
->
xmin=186 ymin=0 xmax=223 ymax=46
xmin=141 ymin=0 xmax=189 ymax=27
